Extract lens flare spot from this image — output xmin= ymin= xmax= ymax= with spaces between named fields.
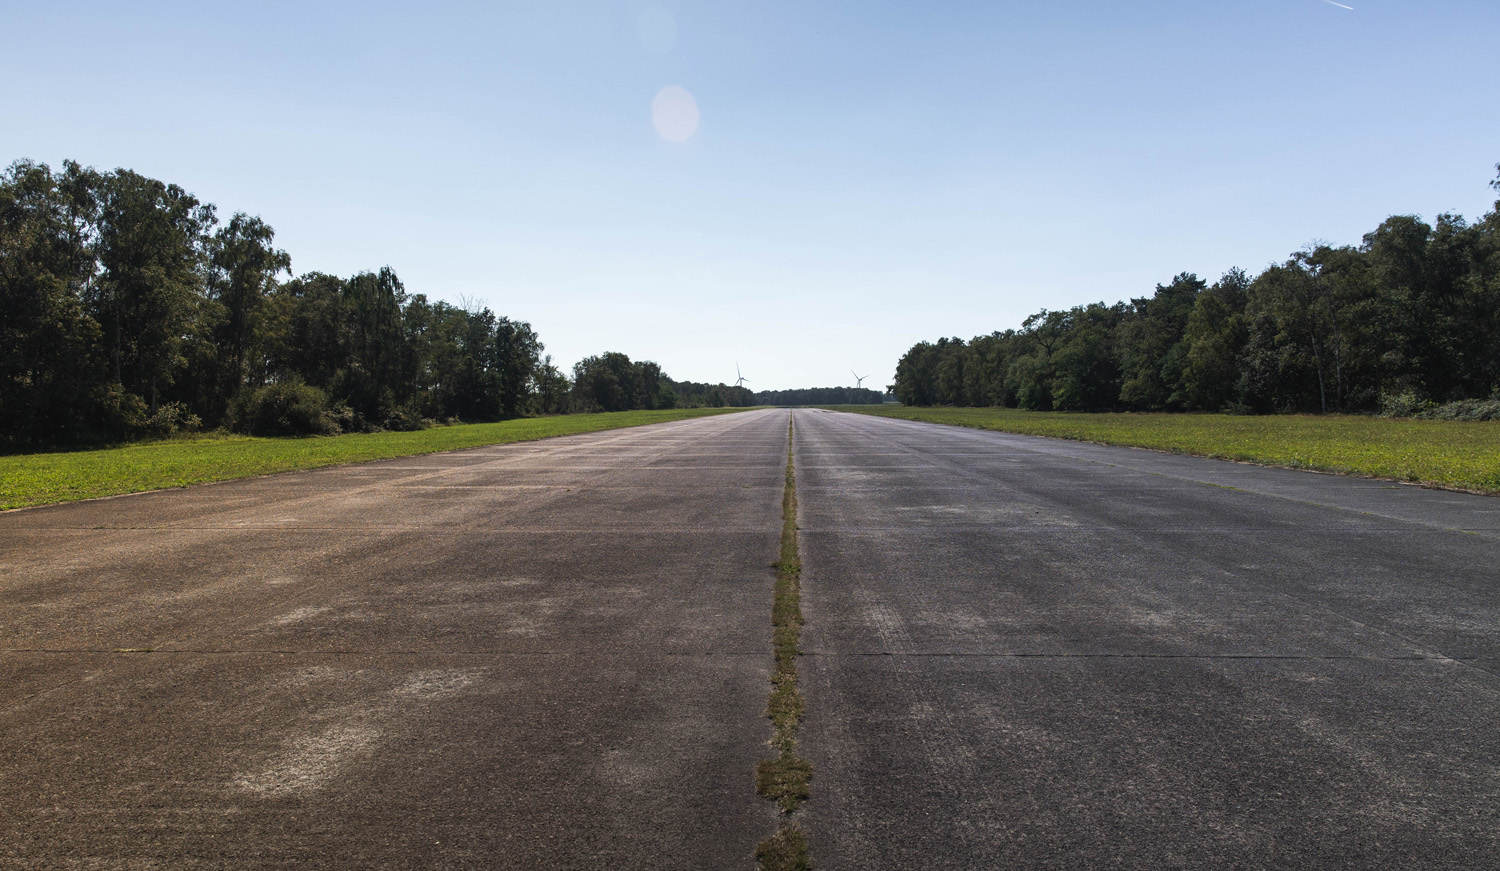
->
xmin=652 ymin=86 xmax=699 ymax=142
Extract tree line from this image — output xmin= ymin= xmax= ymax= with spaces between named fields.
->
xmin=0 ymin=159 xmax=777 ymax=448
xmin=754 ymin=386 xmax=889 ymax=405
xmin=893 ymin=166 xmax=1500 ymax=415
xmin=567 ymin=352 xmax=756 ymax=411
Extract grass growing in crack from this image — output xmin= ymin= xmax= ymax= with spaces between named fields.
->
xmin=757 ymin=753 xmax=813 ymax=809
xmin=756 ymin=414 xmax=813 ymax=870
xmin=755 ymin=824 xmax=812 ymax=871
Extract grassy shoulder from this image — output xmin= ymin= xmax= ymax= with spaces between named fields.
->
xmin=1 ymin=408 xmax=754 ymax=511
xmin=829 ymin=405 xmax=1500 ymax=494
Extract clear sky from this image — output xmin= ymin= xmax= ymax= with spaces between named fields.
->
xmin=4 ymin=0 xmax=1497 ymax=391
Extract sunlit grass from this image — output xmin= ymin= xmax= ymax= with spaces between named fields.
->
xmin=1 ymin=408 xmax=752 ymax=510
xmin=832 ymin=405 xmax=1500 ymax=494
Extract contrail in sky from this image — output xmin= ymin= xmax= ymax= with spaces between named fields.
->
xmin=1321 ymin=0 xmax=1354 ymax=9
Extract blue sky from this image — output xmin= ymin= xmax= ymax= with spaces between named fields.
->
xmin=5 ymin=0 xmax=1497 ymax=390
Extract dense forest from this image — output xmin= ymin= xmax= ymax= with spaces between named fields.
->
xmin=893 ymin=166 xmax=1500 ymax=416
xmin=0 ymin=159 xmax=832 ymax=448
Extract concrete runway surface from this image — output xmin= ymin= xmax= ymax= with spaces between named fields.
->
xmin=0 ymin=409 xmax=789 ymax=869
xmin=5 ymin=406 xmax=1500 ymax=868
xmin=792 ymin=408 xmax=1500 ymax=869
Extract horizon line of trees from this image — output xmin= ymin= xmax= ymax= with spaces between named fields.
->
xmin=571 ymin=358 xmax=890 ymax=410
xmin=0 ymin=158 xmax=857 ymax=448
xmin=893 ymin=165 xmax=1500 ymax=415
xmin=755 ymin=386 xmax=891 ymax=405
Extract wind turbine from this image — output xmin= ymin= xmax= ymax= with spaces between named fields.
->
xmin=852 ymin=369 xmax=869 ymax=389
xmin=735 ymin=363 xmax=749 ymax=388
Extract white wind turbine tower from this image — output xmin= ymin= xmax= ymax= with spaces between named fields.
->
xmin=852 ymin=370 xmax=869 ymax=389
xmin=735 ymin=363 xmax=750 ymax=388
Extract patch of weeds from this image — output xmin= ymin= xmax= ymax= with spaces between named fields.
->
xmin=756 ymin=823 xmax=811 ymax=871
xmin=756 ymin=753 xmax=813 ymax=812
xmin=766 ymin=674 xmax=804 ymax=733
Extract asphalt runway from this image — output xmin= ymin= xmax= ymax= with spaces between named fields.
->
xmin=6 ymin=407 xmax=1500 ymax=869
xmin=0 ymin=409 xmax=790 ymax=869
xmin=792 ymin=408 xmax=1500 ymax=869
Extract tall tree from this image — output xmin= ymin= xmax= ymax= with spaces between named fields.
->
xmin=1117 ymin=273 xmax=1203 ymax=410
xmin=1050 ymin=303 xmax=1124 ymax=411
xmin=0 ymin=161 xmax=101 ymax=443
xmin=89 ymin=168 xmax=216 ymax=418
xmin=207 ymin=212 xmax=290 ymax=414
xmin=337 ymin=267 xmax=407 ymax=421
xmin=493 ymin=317 xmax=541 ymax=418
xmin=533 ymin=355 xmax=571 ymax=414
xmin=1179 ymin=268 xmax=1250 ymax=410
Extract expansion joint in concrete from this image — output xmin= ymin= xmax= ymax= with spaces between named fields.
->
xmin=754 ymin=412 xmax=813 ymax=870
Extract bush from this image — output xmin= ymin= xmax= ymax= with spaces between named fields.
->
xmin=95 ymin=382 xmax=149 ymax=440
xmin=1377 ymin=391 xmax=1500 ymax=422
xmin=1379 ymin=391 xmax=1429 ymax=419
xmin=143 ymin=401 xmax=202 ymax=437
xmin=1418 ymin=398 xmax=1500 ymax=422
xmin=381 ymin=407 xmax=429 ymax=432
xmin=232 ymin=381 xmax=339 ymax=436
xmin=324 ymin=401 xmax=360 ymax=434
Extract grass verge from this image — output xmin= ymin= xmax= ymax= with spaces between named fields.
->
xmin=756 ymin=414 xmax=812 ymax=870
xmin=829 ymin=405 xmax=1500 ymax=494
xmin=0 ymin=408 xmax=752 ymax=511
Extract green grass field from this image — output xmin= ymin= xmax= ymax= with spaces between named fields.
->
xmin=831 ymin=405 xmax=1500 ymax=494
xmin=0 ymin=408 xmax=752 ymax=511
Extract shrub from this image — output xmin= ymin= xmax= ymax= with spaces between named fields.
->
xmin=1379 ymin=391 xmax=1429 ymax=419
xmin=324 ymin=401 xmax=361 ymax=434
xmin=232 ymin=381 xmax=339 ymax=436
xmin=381 ymin=407 xmax=428 ymax=432
xmin=95 ymin=382 xmax=149 ymax=440
xmin=143 ymin=401 xmax=202 ymax=436
xmin=1418 ymin=399 xmax=1500 ymax=422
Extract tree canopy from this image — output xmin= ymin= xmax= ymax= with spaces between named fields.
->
xmin=892 ymin=166 xmax=1500 ymax=415
xmin=0 ymin=160 xmax=592 ymax=444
